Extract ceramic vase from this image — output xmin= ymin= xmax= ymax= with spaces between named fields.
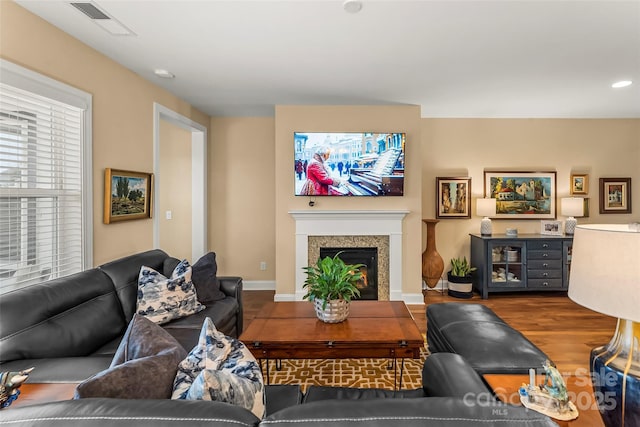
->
xmin=422 ymin=219 xmax=444 ymax=288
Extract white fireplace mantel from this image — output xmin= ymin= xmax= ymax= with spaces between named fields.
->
xmin=289 ymin=210 xmax=409 ymax=301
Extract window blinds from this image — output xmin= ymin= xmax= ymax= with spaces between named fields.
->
xmin=0 ymin=82 xmax=84 ymax=293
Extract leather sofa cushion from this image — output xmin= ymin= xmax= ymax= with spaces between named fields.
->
xmin=427 ymin=303 xmax=550 ymax=374
xmin=0 ymin=268 xmax=126 ymax=363
xmin=0 ymin=357 xmax=113 ymax=383
xmin=0 ymin=398 xmax=261 ymax=427
xmin=422 ymin=352 xmax=493 ymax=400
xmin=264 ymin=397 xmax=558 ymax=426
xmin=303 ymin=386 xmax=425 ymax=403
xmin=99 ymin=249 xmax=171 ymax=323
xmin=162 ymin=298 xmax=239 ymax=350
xmin=264 ymin=385 xmax=303 ymax=416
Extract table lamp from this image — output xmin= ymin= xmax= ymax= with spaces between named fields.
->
xmin=568 ymin=224 xmax=640 ymax=427
xmin=561 ymin=197 xmax=583 ymax=235
xmin=476 ymin=198 xmax=496 ymax=236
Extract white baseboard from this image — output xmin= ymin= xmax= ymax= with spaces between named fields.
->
xmin=423 ymin=279 xmax=449 ymax=291
xmin=242 ymin=280 xmax=276 ymax=291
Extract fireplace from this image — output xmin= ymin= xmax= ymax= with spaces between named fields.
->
xmin=319 ymin=247 xmax=378 ymax=300
xmin=289 ymin=210 xmax=408 ymax=301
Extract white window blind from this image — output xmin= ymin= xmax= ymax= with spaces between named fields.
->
xmin=0 ymin=60 xmax=92 ymax=293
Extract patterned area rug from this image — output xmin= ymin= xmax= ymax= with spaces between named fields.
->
xmin=260 ymin=342 xmax=429 ymax=392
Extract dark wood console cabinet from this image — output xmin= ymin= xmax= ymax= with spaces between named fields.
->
xmin=470 ymin=234 xmax=573 ymax=299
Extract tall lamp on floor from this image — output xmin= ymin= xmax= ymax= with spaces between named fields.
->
xmin=568 ymin=223 xmax=640 ymax=427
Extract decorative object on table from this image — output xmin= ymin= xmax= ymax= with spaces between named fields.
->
xmin=518 ymin=361 xmax=579 ymax=421
xmin=436 ymin=177 xmax=471 ymax=219
xmin=568 ymin=224 xmax=640 ymax=427
xmin=599 ymin=177 xmax=632 ymax=214
xmin=540 ymin=220 xmax=562 ymax=236
xmin=421 ymin=219 xmax=444 ymax=288
xmin=484 ymin=171 xmax=557 ymax=219
xmin=302 ymin=252 xmax=364 ymax=323
xmin=560 ymin=197 xmax=584 ymax=235
xmin=476 ymin=198 xmax=496 ymax=236
xmin=103 ymin=168 xmax=153 ymax=224
xmin=447 ymin=256 xmax=476 ymax=299
xmin=570 ymin=173 xmax=589 ymax=195
xmin=0 ymin=367 xmax=34 ymax=408
xmin=505 ymin=228 xmax=518 ymax=237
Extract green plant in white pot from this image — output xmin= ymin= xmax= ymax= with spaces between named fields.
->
xmin=447 ymin=256 xmax=477 ymax=299
xmin=302 ymin=252 xmax=364 ymax=323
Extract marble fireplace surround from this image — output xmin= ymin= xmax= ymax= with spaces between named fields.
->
xmin=289 ymin=210 xmax=409 ymax=301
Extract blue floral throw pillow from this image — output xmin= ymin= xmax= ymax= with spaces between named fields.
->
xmin=137 ymin=259 xmax=204 ymax=325
xmin=172 ymin=317 xmax=265 ymax=419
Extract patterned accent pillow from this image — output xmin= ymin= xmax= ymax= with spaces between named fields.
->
xmin=172 ymin=317 xmax=265 ymax=419
xmin=137 ymin=259 xmax=204 ymax=325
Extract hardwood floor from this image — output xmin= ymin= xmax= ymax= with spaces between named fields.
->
xmin=242 ymin=289 xmax=616 ymax=375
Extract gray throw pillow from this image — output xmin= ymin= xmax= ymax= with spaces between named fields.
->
xmin=74 ymin=314 xmax=187 ymax=399
xmin=191 ymin=252 xmax=226 ymax=303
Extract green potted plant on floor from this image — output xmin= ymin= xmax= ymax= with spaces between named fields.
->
xmin=447 ymin=256 xmax=477 ymax=299
xmin=302 ymin=252 xmax=364 ymax=323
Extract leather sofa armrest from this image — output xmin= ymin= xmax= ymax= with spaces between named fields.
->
xmin=422 ymin=353 xmax=494 ymax=402
xmin=219 ymin=276 xmax=243 ymax=334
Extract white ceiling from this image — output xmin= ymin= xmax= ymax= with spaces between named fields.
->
xmin=15 ymin=0 xmax=640 ymax=118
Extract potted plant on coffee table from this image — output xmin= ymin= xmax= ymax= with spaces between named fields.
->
xmin=447 ymin=256 xmax=477 ymax=299
xmin=302 ymin=252 xmax=364 ymax=323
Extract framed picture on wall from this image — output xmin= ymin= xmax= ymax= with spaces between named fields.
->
xmin=436 ymin=177 xmax=471 ymax=219
xmin=599 ymin=177 xmax=632 ymax=214
xmin=484 ymin=171 xmax=557 ymax=219
xmin=570 ymin=173 xmax=589 ymax=195
xmin=104 ymin=168 xmax=153 ymax=224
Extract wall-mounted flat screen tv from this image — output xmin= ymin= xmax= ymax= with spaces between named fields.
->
xmin=294 ymin=132 xmax=405 ymax=196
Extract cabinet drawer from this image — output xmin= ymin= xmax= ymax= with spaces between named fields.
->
xmin=527 ymin=250 xmax=561 ymax=260
xmin=528 ymin=259 xmax=562 ymax=270
xmin=528 ymin=278 xmax=564 ymax=289
xmin=528 ymin=241 xmax=562 ymax=250
xmin=527 ymin=269 xmax=562 ymax=279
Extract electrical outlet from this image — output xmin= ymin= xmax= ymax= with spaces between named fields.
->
xmin=165 ymin=210 xmax=172 ymax=220
xmin=260 ymin=261 xmax=267 ymax=271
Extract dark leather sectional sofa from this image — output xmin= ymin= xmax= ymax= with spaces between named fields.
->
xmin=0 ymin=250 xmax=558 ymax=426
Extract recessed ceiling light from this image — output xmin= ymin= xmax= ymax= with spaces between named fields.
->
xmin=154 ymin=69 xmax=175 ymax=79
xmin=343 ymin=0 xmax=363 ymax=14
xmin=612 ymin=80 xmax=632 ymax=88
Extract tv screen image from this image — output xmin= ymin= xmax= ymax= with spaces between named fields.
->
xmin=294 ymin=132 xmax=405 ymax=196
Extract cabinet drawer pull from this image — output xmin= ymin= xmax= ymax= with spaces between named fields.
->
xmin=542 ymin=243 xmax=549 ymax=248
xmin=543 ymin=282 xmax=549 ymax=286
xmin=542 ymin=253 xmax=548 ymax=257
xmin=543 ymin=272 xmax=549 ymax=277
xmin=543 ymin=263 xmax=549 ymax=267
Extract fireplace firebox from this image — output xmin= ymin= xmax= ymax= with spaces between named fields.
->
xmin=319 ymin=247 xmax=378 ymax=300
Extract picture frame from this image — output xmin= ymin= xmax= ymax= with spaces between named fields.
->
xmin=104 ymin=168 xmax=153 ymax=224
xmin=540 ymin=220 xmax=563 ymax=236
xmin=436 ymin=177 xmax=471 ymax=219
xmin=484 ymin=171 xmax=557 ymax=219
xmin=570 ymin=173 xmax=589 ymax=195
xmin=582 ymin=198 xmax=590 ymax=218
xmin=599 ymin=177 xmax=632 ymax=214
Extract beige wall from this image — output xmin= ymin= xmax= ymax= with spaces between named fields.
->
xmin=274 ymin=106 xmax=424 ymax=298
xmin=423 ymin=119 xmax=640 ymax=267
xmin=1 ymin=1 xmax=210 ymax=265
xmin=159 ymin=121 xmax=192 ymax=260
xmin=209 ymin=117 xmax=276 ymax=279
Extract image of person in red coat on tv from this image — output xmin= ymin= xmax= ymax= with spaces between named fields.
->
xmin=301 ymin=147 xmax=342 ymax=196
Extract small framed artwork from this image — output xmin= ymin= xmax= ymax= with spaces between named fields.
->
xmin=570 ymin=173 xmax=589 ymax=195
xmin=104 ymin=168 xmax=153 ymax=224
xmin=484 ymin=171 xmax=557 ymax=219
xmin=540 ymin=220 xmax=563 ymax=236
xmin=599 ymin=177 xmax=632 ymax=214
xmin=436 ymin=177 xmax=471 ymax=219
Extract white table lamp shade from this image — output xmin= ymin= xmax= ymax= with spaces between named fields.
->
xmin=568 ymin=224 xmax=640 ymax=322
xmin=561 ymin=197 xmax=584 ymax=217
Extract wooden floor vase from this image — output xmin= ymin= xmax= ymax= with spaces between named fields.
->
xmin=422 ymin=219 xmax=444 ymax=288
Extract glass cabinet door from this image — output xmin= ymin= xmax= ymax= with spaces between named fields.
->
xmin=488 ymin=241 xmax=526 ymax=288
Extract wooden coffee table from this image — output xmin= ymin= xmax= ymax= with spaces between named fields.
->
xmin=483 ymin=374 xmax=604 ymax=427
xmin=239 ymin=301 xmax=424 ymax=389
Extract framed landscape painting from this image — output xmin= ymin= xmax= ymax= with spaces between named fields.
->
xmin=104 ymin=168 xmax=153 ymax=224
xmin=484 ymin=171 xmax=557 ymax=219
xmin=436 ymin=177 xmax=471 ymax=219
xmin=599 ymin=177 xmax=632 ymax=214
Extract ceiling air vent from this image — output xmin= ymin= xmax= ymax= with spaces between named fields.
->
xmin=70 ymin=2 xmax=110 ymax=19
xmin=69 ymin=2 xmax=135 ymax=36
